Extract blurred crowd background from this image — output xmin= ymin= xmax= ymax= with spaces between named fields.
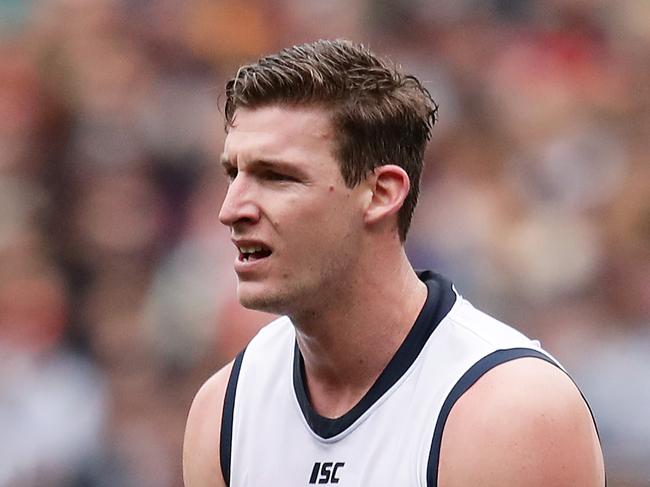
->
xmin=0 ymin=0 xmax=648 ymax=485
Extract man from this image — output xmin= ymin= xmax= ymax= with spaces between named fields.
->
xmin=184 ymin=40 xmax=605 ymax=486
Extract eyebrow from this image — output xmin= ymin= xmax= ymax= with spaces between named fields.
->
xmin=220 ymin=154 xmax=308 ymax=178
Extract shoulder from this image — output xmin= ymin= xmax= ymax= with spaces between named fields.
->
xmin=182 ymin=317 xmax=291 ymax=486
xmin=438 ymin=357 xmax=605 ymax=487
xmin=183 ymin=361 xmax=234 ymax=487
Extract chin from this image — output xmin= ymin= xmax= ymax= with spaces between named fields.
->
xmin=237 ymin=285 xmax=288 ymax=315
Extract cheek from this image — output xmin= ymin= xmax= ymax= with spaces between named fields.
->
xmin=298 ymin=209 xmax=357 ymax=256
xmin=270 ymin=188 xmax=360 ymax=244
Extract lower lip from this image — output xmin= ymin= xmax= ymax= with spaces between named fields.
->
xmin=233 ymin=254 xmax=271 ymax=274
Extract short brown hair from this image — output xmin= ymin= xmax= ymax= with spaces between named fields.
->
xmin=224 ymin=39 xmax=438 ymax=241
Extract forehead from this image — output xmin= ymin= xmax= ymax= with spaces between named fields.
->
xmin=223 ymin=105 xmax=336 ymax=164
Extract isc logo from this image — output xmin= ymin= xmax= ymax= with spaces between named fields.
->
xmin=308 ymin=462 xmax=345 ymax=484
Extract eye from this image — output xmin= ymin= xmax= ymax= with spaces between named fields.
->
xmin=262 ymin=170 xmax=297 ymax=182
xmin=224 ymin=166 xmax=238 ymax=181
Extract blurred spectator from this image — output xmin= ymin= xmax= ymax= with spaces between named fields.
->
xmin=0 ymin=249 xmax=106 ymax=486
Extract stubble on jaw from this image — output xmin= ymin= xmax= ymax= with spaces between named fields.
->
xmin=236 ymin=243 xmax=359 ymax=322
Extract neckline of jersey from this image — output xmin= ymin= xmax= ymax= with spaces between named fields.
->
xmin=292 ymin=270 xmax=457 ymax=440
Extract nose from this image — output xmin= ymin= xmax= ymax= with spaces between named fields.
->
xmin=218 ymin=174 xmax=260 ymax=228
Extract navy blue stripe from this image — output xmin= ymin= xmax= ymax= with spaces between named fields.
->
xmin=293 ymin=271 xmax=457 ymax=439
xmin=220 ymin=348 xmax=246 ymax=486
xmin=426 ymin=348 xmax=557 ymax=487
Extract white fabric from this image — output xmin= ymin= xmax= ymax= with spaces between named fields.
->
xmin=229 ymin=292 xmax=555 ymax=486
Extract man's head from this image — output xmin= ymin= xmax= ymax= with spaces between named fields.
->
xmin=224 ymin=39 xmax=437 ymax=241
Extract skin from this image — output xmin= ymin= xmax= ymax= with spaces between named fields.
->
xmin=183 ymin=105 xmax=605 ymax=486
xmin=438 ymin=358 xmax=605 ymax=487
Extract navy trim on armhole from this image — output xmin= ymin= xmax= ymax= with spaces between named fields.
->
xmin=425 ymin=348 xmax=559 ymax=487
xmin=220 ymin=348 xmax=246 ymax=487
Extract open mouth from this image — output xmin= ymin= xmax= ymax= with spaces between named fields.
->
xmin=238 ymin=244 xmax=272 ymax=262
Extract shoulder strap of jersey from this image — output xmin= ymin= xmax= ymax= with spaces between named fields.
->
xmin=220 ymin=347 xmax=247 ymax=486
xmin=425 ymin=348 xmax=560 ymax=487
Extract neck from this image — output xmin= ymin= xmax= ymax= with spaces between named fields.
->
xmin=291 ymin=246 xmax=427 ymax=418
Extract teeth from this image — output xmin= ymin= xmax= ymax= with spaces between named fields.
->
xmin=239 ymin=245 xmax=263 ymax=254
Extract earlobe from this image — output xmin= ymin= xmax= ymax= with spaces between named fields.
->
xmin=364 ymin=165 xmax=410 ymax=227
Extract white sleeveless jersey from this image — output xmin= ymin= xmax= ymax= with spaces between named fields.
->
xmin=219 ymin=271 xmax=579 ymax=486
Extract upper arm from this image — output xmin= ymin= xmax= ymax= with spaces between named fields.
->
xmin=183 ymin=361 xmax=234 ymax=487
xmin=438 ymin=357 xmax=605 ymax=487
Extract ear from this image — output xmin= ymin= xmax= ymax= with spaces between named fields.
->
xmin=363 ymin=165 xmax=410 ymax=228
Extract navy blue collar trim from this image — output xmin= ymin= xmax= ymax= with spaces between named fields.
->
xmin=293 ymin=271 xmax=457 ymax=439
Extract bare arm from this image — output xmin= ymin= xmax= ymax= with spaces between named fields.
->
xmin=183 ymin=361 xmax=234 ymax=487
xmin=438 ymin=357 xmax=605 ymax=487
